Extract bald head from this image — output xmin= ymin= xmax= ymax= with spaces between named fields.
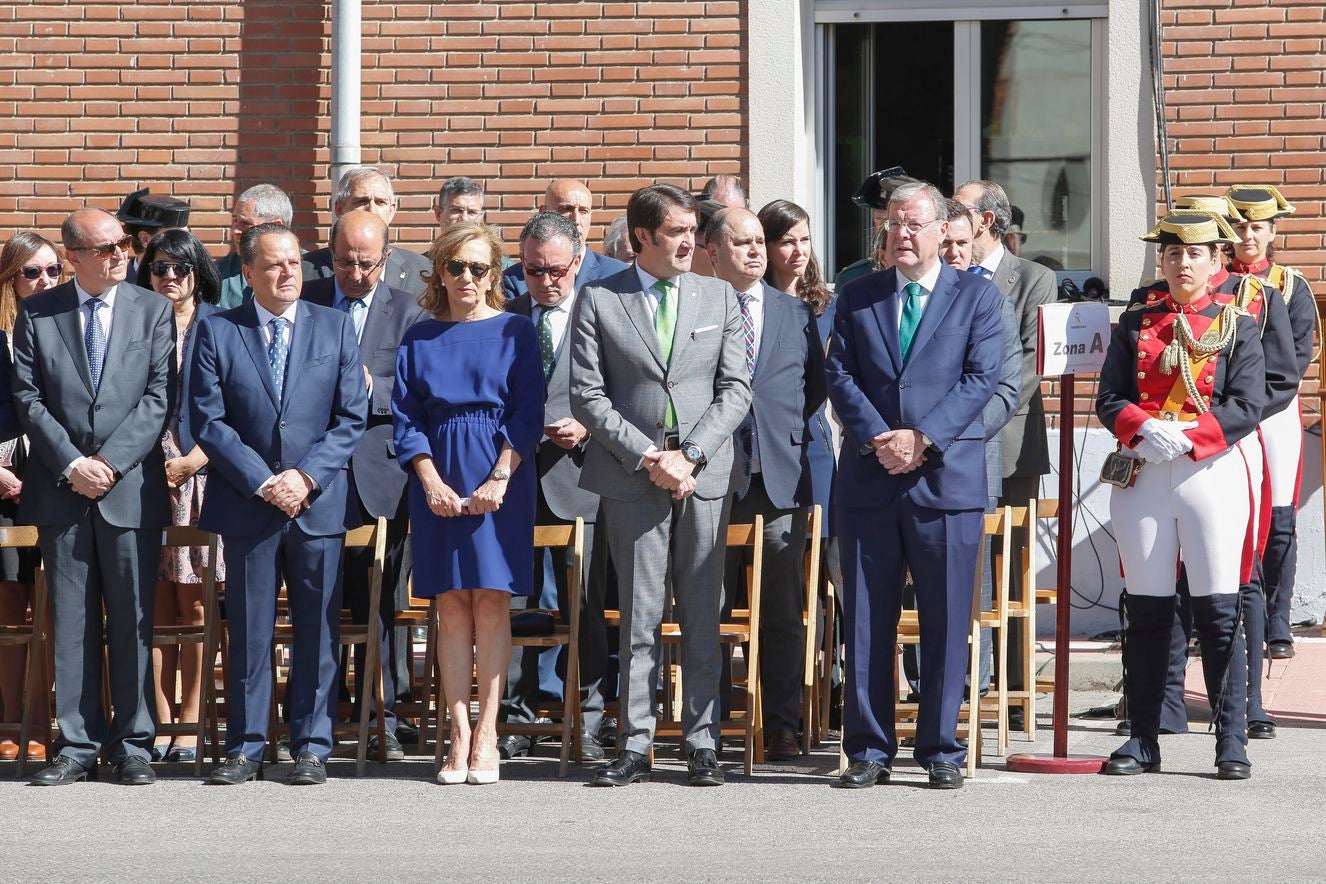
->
xmin=541 ymin=178 xmax=594 ymax=243
xmin=62 ymin=207 xmax=129 ymax=294
xmin=706 ymin=207 xmax=767 ymax=291
xmin=331 ymin=210 xmax=391 ymax=299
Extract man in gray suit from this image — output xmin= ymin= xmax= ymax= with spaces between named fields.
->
xmin=706 ymin=206 xmax=825 ymax=762
xmin=305 ymin=166 xmax=432 ymax=297
xmin=570 ymin=184 xmax=751 ymax=787
xmin=502 ymin=213 xmax=610 ymax=762
xmin=954 ymin=179 xmax=1055 ymax=723
xmin=14 ymin=208 xmax=175 ymax=785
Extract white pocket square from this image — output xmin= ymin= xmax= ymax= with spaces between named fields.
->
xmin=692 ymin=324 xmax=719 ymax=337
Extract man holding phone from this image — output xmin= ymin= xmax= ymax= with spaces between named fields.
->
xmin=500 ymin=213 xmax=609 ymax=761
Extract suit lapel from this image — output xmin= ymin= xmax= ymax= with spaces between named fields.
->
xmin=905 ymin=264 xmax=959 ymax=364
xmin=53 ymin=284 xmax=94 ymax=395
xmin=239 ymin=300 xmax=281 ymax=410
xmin=994 ymin=249 xmax=1020 ymax=296
xmin=869 ymin=269 xmax=903 ymax=373
xmin=616 ymin=273 xmax=666 ymax=370
xmin=280 ymin=301 xmax=316 ymax=415
xmin=359 ymin=283 xmax=391 ymax=350
xmin=98 ymin=285 xmax=141 ymax=397
xmin=667 ymin=273 xmax=701 ymax=365
xmin=754 ymin=283 xmax=786 ymax=377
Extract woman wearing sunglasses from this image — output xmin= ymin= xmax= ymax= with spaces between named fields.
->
xmin=0 ymin=232 xmax=63 ymax=765
xmin=392 ymin=222 xmax=543 ymax=785
xmin=135 ymin=229 xmax=223 ymax=765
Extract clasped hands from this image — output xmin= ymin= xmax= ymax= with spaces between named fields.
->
xmin=262 ymin=469 xmax=315 ymax=518
xmin=871 ymin=429 xmax=927 ymax=475
xmin=643 ymin=449 xmax=696 ymax=500
xmin=1134 ymin=418 xmax=1193 ymax=464
xmin=69 ymin=455 xmax=117 ymax=499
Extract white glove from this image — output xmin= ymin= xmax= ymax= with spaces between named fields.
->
xmin=1138 ymin=418 xmax=1193 ymax=461
xmin=1135 ymin=436 xmax=1176 ymax=463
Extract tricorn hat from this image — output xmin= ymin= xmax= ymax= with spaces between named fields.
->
xmin=1223 ymin=185 xmax=1295 ymax=222
xmin=1173 ymin=194 xmax=1244 ymax=223
xmin=116 ymin=187 xmax=190 ymax=229
xmin=851 ymin=166 xmax=910 ymax=210
xmin=1140 ymin=211 xmax=1237 ymax=246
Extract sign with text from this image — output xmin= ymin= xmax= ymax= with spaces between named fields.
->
xmin=1037 ymin=302 xmax=1110 ymax=376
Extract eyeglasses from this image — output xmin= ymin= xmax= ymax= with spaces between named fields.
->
xmin=332 ymin=255 xmax=386 ymax=274
xmin=524 ymin=265 xmax=571 ymax=281
xmin=73 ymin=236 xmax=134 ymax=258
xmin=19 ymin=263 xmax=62 ymax=281
xmin=443 ymin=260 xmax=492 ymax=280
xmin=885 ymin=217 xmax=939 ymax=236
xmin=151 ymin=261 xmax=193 ymax=278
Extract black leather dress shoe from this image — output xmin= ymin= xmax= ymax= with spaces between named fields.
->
xmin=597 ymin=717 xmax=618 ymax=748
xmin=289 ymin=752 xmax=327 ymax=785
xmin=927 ymin=761 xmax=964 ymax=789
xmin=1217 ymin=760 xmax=1252 ymax=780
xmin=687 ymin=748 xmax=725 ymax=787
xmin=579 ymin=732 xmax=606 ymax=763
xmin=1247 ymin=721 xmax=1277 ymax=740
xmin=590 ymin=749 xmax=650 ymax=786
xmin=29 ymin=756 xmax=93 ymax=786
xmin=207 ymin=754 xmax=263 ymax=785
xmin=1268 ymin=640 xmax=1294 ymax=660
xmin=368 ymin=731 xmax=406 ymax=761
xmin=765 ymin=729 xmax=800 ymax=762
xmin=497 ymin=734 xmax=532 ymax=760
xmin=1102 ymin=756 xmax=1159 ymax=776
xmin=834 ymin=760 xmax=888 ymax=789
xmin=113 ymin=756 xmax=156 ymax=785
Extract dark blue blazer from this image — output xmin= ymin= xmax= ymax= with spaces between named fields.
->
xmin=0 ymin=331 xmax=18 ymax=444
xmin=175 ymin=301 xmax=220 ymax=455
xmin=188 ymin=299 xmax=368 ymax=538
xmin=826 ymin=264 xmax=1004 ymax=512
xmin=502 ymin=249 xmax=629 ymax=299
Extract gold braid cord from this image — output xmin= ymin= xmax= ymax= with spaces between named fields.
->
xmin=1158 ymin=304 xmax=1239 ymax=416
xmin=1274 ymin=263 xmax=1324 ymax=364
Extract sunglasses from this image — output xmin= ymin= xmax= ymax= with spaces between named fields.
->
xmin=19 ymin=263 xmax=62 ymax=281
xmin=443 ymin=260 xmax=491 ymax=280
xmin=524 ymin=265 xmax=571 ymax=281
xmin=74 ymin=235 xmax=134 ymax=258
xmin=151 ymin=261 xmax=194 ymax=278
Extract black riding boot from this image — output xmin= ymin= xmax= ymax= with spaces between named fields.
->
xmin=1104 ymin=594 xmax=1176 ymax=775
xmin=1261 ymin=505 xmax=1297 ymax=647
xmin=1240 ymin=582 xmax=1275 ymax=738
xmin=1190 ymin=593 xmax=1252 ymax=779
xmin=1159 ymin=579 xmax=1193 ymax=734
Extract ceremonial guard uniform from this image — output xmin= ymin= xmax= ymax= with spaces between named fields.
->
xmin=1098 ymin=213 xmax=1265 ymax=779
xmin=1225 ymin=185 xmax=1320 ymax=666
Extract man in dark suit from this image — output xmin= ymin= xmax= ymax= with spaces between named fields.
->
xmin=826 ymin=182 xmax=1003 ymax=790
xmin=954 ymin=179 xmax=1057 ymax=727
xmin=503 ymin=179 xmax=629 ymax=298
xmin=191 ymin=222 xmax=367 ymax=785
xmin=304 ymin=166 xmax=431 ymax=298
xmin=706 ymin=206 xmax=825 ymax=761
xmin=500 ymin=212 xmax=610 ymax=762
xmin=301 ymin=211 xmax=426 ymax=761
xmin=571 ymin=184 xmax=752 ymax=788
xmin=14 ymin=208 xmax=175 ymax=785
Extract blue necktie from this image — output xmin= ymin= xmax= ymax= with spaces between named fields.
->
xmin=969 ymin=265 xmax=994 ymax=281
xmin=268 ymin=317 xmax=290 ymax=404
xmin=85 ymin=297 xmax=106 ymax=392
xmin=338 ymin=296 xmax=366 ymax=342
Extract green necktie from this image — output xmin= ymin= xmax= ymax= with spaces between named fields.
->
xmin=652 ymin=279 xmax=678 ymax=428
xmin=899 ymin=281 xmax=924 ymax=364
xmin=536 ymin=306 xmax=556 ymax=381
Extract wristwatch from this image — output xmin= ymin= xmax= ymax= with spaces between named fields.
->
xmin=490 ymin=467 xmax=511 ymax=481
xmin=681 ymin=441 xmax=706 ymax=465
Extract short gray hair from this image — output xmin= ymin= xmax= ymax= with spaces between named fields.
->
xmin=438 ymin=176 xmax=483 ymax=206
xmin=235 ymin=183 xmax=293 ymax=227
xmin=956 ymin=179 xmax=1013 ymax=239
xmin=888 ymin=182 xmax=948 ymax=224
xmin=239 ymin=221 xmax=301 ymax=266
xmin=603 ymin=216 xmax=630 ymax=259
xmin=335 ymin=166 xmax=395 ymax=209
xmin=519 ymin=211 xmax=582 ymax=257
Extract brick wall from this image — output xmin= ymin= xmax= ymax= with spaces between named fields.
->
xmin=0 ymin=1 xmax=746 ymax=259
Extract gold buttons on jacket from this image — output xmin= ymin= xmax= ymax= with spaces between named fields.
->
xmin=1140 ymin=392 xmax=1150 ymax=401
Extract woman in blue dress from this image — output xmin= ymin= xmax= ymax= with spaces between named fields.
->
xmin=392 ymin=222 xmax=543 ymax=785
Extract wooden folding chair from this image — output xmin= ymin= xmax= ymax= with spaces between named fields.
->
xmin=152 ymin=528 xmax=222 ymax=774
xmin=1031 ymin=499 xmax=1059 ymax=716
xmin=973 ymin=507 xmax=1015 ymax=756
xmin=0 ymin=526 xmax=50 ymax=777
xmin=799 ymin=505 xmax=824 ymax=753
xmin=431 ymin=518 xmax=585 ymax=777
xmin=268 ymin=517 xmax=388 ymax=775
xmin=394 ymin=567 xmax=439 ymax=756
xmin=654 ymin=516 xmax=766 ymax=776
xmin=993 ymin=500 xmax=1044 ymax=744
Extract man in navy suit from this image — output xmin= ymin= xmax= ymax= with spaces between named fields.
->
xmin=825 ymin=182 xmax=1003 ymax=790
xmin=302 ymin=211 xmax=427 ymax=761
xmin=191 ymin=222 xmax=367 ymax=785
xmin=503 ymin=179 xmax=629 ymax=298
xmin=706 ymin=206 xmax=825 ymax=761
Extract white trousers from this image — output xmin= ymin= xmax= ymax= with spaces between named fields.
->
xmin=1260 ymin=394 xmax=1302 ymax=507
xmin=1110 ymin=443 xmax=1250 ymax=598
xmin=1237 ymin=431 xmax=1264 ymax=547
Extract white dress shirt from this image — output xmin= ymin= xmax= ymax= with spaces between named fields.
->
xmin=976 ymin=243 xmax=1006 ymax=279
xmin=532 ymin=287 xmax=577 ymax=361
xmin=738 ymin=280 xmax=765 ymax=362
xmin=895 ymin=260 xmax=942 ymax=330
xmin=635 ymin=264 xmax=678 ymax=322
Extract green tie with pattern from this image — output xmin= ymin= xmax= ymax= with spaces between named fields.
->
xmin=899 ymin=281 xmax=924 ymax=364
xmin=652 ymin=279 xmax=678 ymax=428
xmin=536 ymin=306 xmax=556 ymax=381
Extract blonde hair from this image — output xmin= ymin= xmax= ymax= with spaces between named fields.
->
xmin=419 ymin=222 xmax=506 ymax=319
xmin=0 ymin=231 xmax=64 ymax=334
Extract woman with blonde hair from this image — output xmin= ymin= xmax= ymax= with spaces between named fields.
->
xmin=393 ymin=222 xmax=543 ymax=785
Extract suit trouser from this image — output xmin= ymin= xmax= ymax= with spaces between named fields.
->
xmin=721 ymin=473 xmax=808 ymax=733
xmin=839 ymin=497 xmax=982 ymax=768
xmin=603 ymin=487 xmax=730 ymax=754
xmin=224 ymin=522 xmax=344 ymax=763
xmin=42 ymin=511 xmax=161 ymax=768
xmin=344 ymin=504 xmax=410 ymax=734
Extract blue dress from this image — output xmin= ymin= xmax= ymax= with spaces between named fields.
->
xmin=392 ymin=313 xmax=544 ymax=596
